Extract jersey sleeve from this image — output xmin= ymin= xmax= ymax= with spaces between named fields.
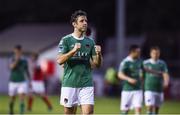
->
xmin=118 ymin=61 xmax=128 ymax=73
xmin=91 ymin=39 xmax=96 ymax=56
xmin=162 ymin=61 xmax=168 ymax=73
xmin=139 ymin=60 xmax=144 ymax=78
xmin=58 ymin=38 xmax=68 ymax=54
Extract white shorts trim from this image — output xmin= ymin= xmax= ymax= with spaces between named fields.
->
xmin=120 ymin=90 xmax=143 ymax=111
xmin=31 ymin=81 xmax=45 ymax=93
xmin=145 ymin=91 xmax=164 ymax=107
xmin=8 ymin=82 xmax=28 ymax=96
xmin=60 ymin=87 xmax=94 ymax=107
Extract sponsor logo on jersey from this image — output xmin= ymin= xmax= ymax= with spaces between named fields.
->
xmin=86 ymin=44 xmax=90 ymax=48
xmin=59 ymin=46 xmax=64 ymax=53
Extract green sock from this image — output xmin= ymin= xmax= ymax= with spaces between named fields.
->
xmin=9 ymin=102 xmax=14 ymax=114
xmin=20 ymin=101 xmax=25 ymax=114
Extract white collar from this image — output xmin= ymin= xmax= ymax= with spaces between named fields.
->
xmin=149 ymin=59 xmax=159 ymax=64
xmin=126 ymin=56 xmax=135 ymax=62
xmin=72 ymin=33 xmax=84 ymax=40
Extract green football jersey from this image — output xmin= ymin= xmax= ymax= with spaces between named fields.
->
xmin=119 ymin=56 xmax=143 ymax=91
xmin=58 ymin=34 xmax=96 ymax=88
xmin=10 ymin=58 xmax=28 ymax=82
xmin=143 ymin=59 xmax=168 ymax=92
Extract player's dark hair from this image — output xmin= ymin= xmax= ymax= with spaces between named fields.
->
xmin=70 ymin=10 xmax=87 ymax=24
xmin=14 ymin=45 xmax=22 ymax=50
xmin=150 ymin=46 xmax=160 ymax=52
xmin=129 ymin=44 xmax=140 ymax=53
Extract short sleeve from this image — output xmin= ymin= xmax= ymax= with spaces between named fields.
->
xmin=91 ymin=40 xmax=96 ymax=56
xmin=58 ymin=38 xmax=68 ymax=54
xmin=119 ymin=61 xmax=127 ymax=73
xmin=162 ymin=61 xmax=168 ymax=73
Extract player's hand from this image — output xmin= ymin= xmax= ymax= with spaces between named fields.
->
xmin=127 ymin=78 xmax=137 ymax=85
xmin=72 ymin=43 xmax=81 ymax=52
xmin=95 ymin=45 xmax=101 ymax=54
xmin=163 ymin=81 xmax=169 ymax=89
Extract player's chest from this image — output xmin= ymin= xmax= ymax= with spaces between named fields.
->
xmin=148 ymin=64 xmax=162 ymax=71
xmin=128 ymin=62 xmax=141 ymax=71
xmin=68 ymin=41 xmax=92 ymax=53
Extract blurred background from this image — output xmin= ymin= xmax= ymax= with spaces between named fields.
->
xmin=0 ymin=0 xmax=180 ymax=114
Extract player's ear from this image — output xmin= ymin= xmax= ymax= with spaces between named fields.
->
xmin=72 ymin=22 xmax=76 ymax=27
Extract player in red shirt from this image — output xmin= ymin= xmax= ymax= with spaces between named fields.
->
xmin=27 ymin=53 xmax=52 ymax=111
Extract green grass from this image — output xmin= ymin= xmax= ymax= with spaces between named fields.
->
xmin=0 ymin=95 xmax=180 ymax=114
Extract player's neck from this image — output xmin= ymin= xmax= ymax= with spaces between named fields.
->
xmin=151 ymin=58 xmax=159 ymax=62
xmin=73 ymin=29 xmax=84 ymax=38
xmin=129 ymin=55 xmax=138 ymax=60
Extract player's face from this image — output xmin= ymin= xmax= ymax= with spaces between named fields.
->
xmin=132 ymin=48 xmax=141 ymax=59
xmin=150 ymin=49 xmax=160 ymax=60
xmin=13 ymin=49 xmax=22 ymax=58
xmin=74 ymin=16 xmax=88 ymax=32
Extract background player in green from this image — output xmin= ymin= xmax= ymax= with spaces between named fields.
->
xmin=57 ymin=10 xmax=102 ymax=114
xmin=9 ymin=45 xmax=31 ymax=114
xmin=143 ymin=46 xmax=170 ymax=114
xmin=118 ymin=45 xmax=143 ymax=115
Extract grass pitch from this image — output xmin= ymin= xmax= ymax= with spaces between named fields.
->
xmin=0 ymin=95 xmax=180 ymax=114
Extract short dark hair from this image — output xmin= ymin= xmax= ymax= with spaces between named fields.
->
xmin=150 ymin=46 xmax=160 ymax=52
xmin=70 ymin=10 xmax=87 ymax=24
xmin=129 ymin=44 xmax=140 ymax=53
xmin=14 ymin=45 xmax=22 ymax=50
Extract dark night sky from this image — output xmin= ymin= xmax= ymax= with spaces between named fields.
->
xmin=0 ymin=0 xmax=180 ymax=39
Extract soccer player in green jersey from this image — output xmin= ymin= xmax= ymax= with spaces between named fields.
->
xmin=143 ymin=46 xmax=170 ymax=114
xmin=118 ymin=45 xmax=143 ymax=115
xmin=9 ymin=45 xmax=31 ymax=114
xmin=57 ymin=10 xmax=102 ymax=114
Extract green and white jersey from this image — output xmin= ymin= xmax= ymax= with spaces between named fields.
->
xmin=10 ymin=57 xmax=29 ymax=82
xmin=119 ymin=56 xmax=143 ymax=91
xmin=58 ymin=34 xmax=96 ymax=88
xmin=143 ymin=59 xmax=168 ymax=92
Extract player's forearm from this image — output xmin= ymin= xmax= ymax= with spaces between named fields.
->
xmin=93 ymin=53 xmax=103 ymax=68
xmin=57 ymin=49 xmax=76 ymax=65
xmin=163 ymin=72 xmax=170 ymax=86
xmin=144 ymin=67 xmax=162 ymax=76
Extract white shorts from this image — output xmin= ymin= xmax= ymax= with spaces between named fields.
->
xmin=60 ymin=87 xmax=94 ymax=107
xmin=120 ymin=90 xmax=143 ymax=111
xmin=145 ymin=91 xmax=164 ymax=107
xmin=9 ymin=82 xmax=28 ymax=96
xmin=31 ymin=81 xmax=45 ymax=93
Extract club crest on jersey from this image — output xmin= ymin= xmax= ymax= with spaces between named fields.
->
xmin=86 ymin=44 xmax=90 ymax=48
xmin=64 ymin=98 xmax=68 ymax=104
xmin=59 ymin=46 xmax=64 ymax=53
